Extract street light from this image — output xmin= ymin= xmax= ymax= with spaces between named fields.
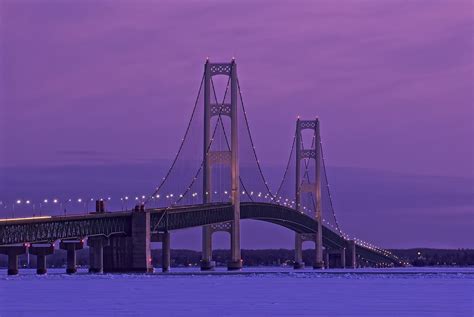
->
xmin=63 ymin=198 xmax=72 ymax=216
xmin=39 ymin=199 xmax=49 ymax=216
xmin=13 ymin=200 xmax=22 ymax=218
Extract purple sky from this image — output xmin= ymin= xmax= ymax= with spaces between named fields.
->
xmin=0 ymin=0 xmax=473 ymax=248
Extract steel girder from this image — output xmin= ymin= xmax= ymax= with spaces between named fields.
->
xmin=0 ymin=214 xmax=130 ymax=245
xmin=0 ymin=202 xmax=399 ymax=265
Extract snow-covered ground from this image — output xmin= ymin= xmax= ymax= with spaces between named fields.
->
xmin=0 ymin=267 xmax=472 ymax=316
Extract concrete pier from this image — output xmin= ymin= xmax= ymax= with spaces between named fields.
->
xmin=87 ymin=236 xmax=109 ymax=273
xmin=340 ymin=248 xmax=346 ymax=268
xmin=200 ymin=259 xmax=216 ymax=271
xmin=131 ymin=210 xmax=153 ymax=273
xmin=348 ymin=240 xmax=357 ymax=269
xmin=293 ymin=234 xmax=305 ymax=269
xmin=313 ymin=242 xmax=325 ymax=269
xmin=0 ymin=245 xmax=28 ymax=275
xmin=200 ymin=226 xmax=215 ymax=271
xmin=29 ymin=244 xmax=54 ymax=274
xmin=59 ymin=240 xmax=84 ymax=274
xmin=103 ymin=210 xmax=153 ymax=273
xmin=325 ymin=248 xmax=347 ymax=268
xmin=103 ymin=236 xmax=131 ymax=272
xmin=151 ymin=231 xmax=171 ymax=272
xmin=162 ymin=231 xmax=170 ymax=272
xmin=227 ymin=258 xmax=243 ymax=271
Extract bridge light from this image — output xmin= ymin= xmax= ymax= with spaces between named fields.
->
xmin=53 ymin=199 xmax=58 ymax=203
xmin=16 ymin=200 xmax=21 ymax=204
xmin=26 ymin=200 xmax=30 ymax=204
xmin=43 ymin=199 xmax=48 ymax=203
xmin=125 ymin=196 xmax=129 ymax=200
xmin=156 ymin=195 xmax=160 ymax=198
xmin=135 ymin=197 xmax=139 ymax=200
xmin=141 ymin=195 xmax=145 ymax=199
xmin=108 ymin=197 xmax=112 ymax=201
xmin=170 ymin=194 xmax=174 ymax=198
xmin=77 ymin=198 xmax=82 ymax=203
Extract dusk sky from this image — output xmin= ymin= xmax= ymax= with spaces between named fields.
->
xmin=0 ymin=0 xmax=473 ymax=249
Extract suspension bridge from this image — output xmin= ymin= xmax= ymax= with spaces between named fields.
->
xmin=0 ymin=59 xmax=401 ymax=275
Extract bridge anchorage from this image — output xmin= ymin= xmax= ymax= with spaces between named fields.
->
xmin=0 ymin=59 xmax=402 ymax=275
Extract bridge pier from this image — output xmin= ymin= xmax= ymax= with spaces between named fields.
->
xmin=162 ymin=231 xmax=170 ymax=272
xmin=87 ymin=236 xmax=109 ymax=273
xmin=60 ymin=240 xmax=84 ymax=274
xmin=29 ymin=244 xmax=54 ymax=275
xmin=325 ymin=250 xmax=330 ymax=269
xmin=151 ymin=231 xmax=171 ymax=272
xmin=325 ymin=248 xmax=347 ymax=268
xmin=228 ymin=222 xmax=242 ymax=271
xmin=293 ymin=234 xmax=305 ymax=269
xmin=200 ymin=226 xmax=215 ymax=271
xmin=348 ymin=240 xmax=357 ymax=269
xmin=131 ymin=211 xmax=153 ymax=273
xmin=103 ymin=210 xmax=153 ymax=273
xmin=341 ymin=248 xmax=346 ymax=268
xmin=0 ymin=245 xmax=28 ymax=275
xmin=313 ymin=239 xmax=324 ymax=269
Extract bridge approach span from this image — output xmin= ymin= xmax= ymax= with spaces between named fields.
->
xmin=0 ymin=202 xmax=397 ymax=265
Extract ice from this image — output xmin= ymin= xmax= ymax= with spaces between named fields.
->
xmin=0 ymin=268 xmax=472 ymax=316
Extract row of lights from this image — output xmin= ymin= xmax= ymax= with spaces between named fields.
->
xmin=1 ymin=192 xmax=396 ymax=261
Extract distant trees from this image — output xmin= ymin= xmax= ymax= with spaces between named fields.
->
xmin=391 ymin=249 xmax=474 ymax=266
xmin=1 ymin=248 xmax=473 ymax=268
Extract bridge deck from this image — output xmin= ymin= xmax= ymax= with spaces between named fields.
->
xmin=0 ymin=202 xmax=399 ymax=264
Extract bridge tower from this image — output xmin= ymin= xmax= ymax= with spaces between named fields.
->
xmin=201 ymin=59 xmax=242 ymax=271
xmin=294 ymin=118 xmax=324 ymax=269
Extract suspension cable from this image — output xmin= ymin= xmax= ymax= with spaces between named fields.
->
xmin=174 ymin=76 xmax=232 ymax=205
xmin=319 ymin=139 xmax=342 ymax=233
xmin=153 ymin=76 xmax=231 ymax=230
xmin=237 ymin=79 xmax=276 ymax=200
xmin=299 ymin=131 xmax=343 ymax=234
xmin=210 ymin=78 xmax=254 ymax=202
xmin=275 ymin=128 xmax=296 ymax=198
xmin=145 ymin=73 xmax=205 ymax=206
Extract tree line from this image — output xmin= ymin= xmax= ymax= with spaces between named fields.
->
xmin=1 ymin=248 xmax=473 ymax=268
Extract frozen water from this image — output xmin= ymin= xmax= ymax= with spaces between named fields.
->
xmin=0 ymin=267 xmax=472 ymax=316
